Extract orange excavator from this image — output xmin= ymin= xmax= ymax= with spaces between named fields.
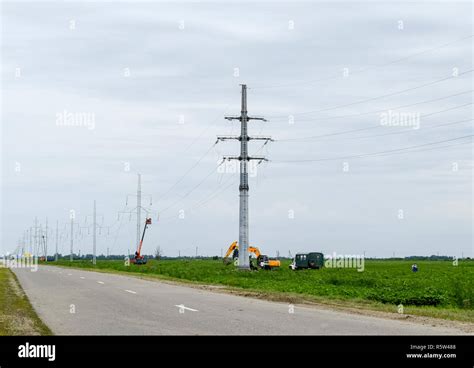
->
xmin=223 ymin=241 xmax=280 ymax=270
xmin=131 ymin=217 xmax=152 ymax=265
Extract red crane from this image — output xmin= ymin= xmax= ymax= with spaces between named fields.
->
xmin=131 ymin=217 xmax=152 ymax=265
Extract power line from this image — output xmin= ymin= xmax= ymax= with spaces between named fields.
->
xmin=158 ymin=117 xmax=272 ymax=217
xmin=155 ymin=106 xmax=230 ymax=203
xmin=192 ymin=157 xmax=269 ymax=212
xmin=158 ymin=160 xmax=226 ymax=214
xmin=158 ymin=176 xmax=237 ymax=223
xmin=374 ymin=139 xmax=472 ymax=157
xmin=270 ymin=89 xmax=472 ymax=123
xmin=273 ymin=134 xmax=473 ymax=163
xmin=268 ymin=69 xmax=473 ymax=119
xmin=180 ymin=105 xmax=230 ymax=152
xmin=253 ymin=34 xmax=473 ymax=89
xmin=109 ymin=213 xmax=126 ymax=255
xmin=155 ymin=142 xmax=218 ymax=203
xmin=278 ymin=102 xmax=473 ymax=142
xmin=159 ymin=141 xmax=270 ymax=222
xmin=346 ymin=118 xmax=472 ymax=141
xmin=193 ymin=176 xmax=237 ymax=209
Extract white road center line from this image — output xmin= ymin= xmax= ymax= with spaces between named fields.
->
xmin=68 ymin=274 xmax=72 ymax=276
xmin=175 ymin=304 xmax=199 ymax=312
xmin=124 ymin=289 xmax=137 ymax=294
xmin=97 ymin=281 xmax=105 ymax=285
xmin=80 ymin=277 xmax=85 ymax=279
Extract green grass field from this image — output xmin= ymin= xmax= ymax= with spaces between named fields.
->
xmin=50 ymin=258 xmax=474 ymax=322
xmin=0 ymin=268 xmax=52 ymax=335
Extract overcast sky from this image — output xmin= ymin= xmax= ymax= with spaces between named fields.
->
xmin=1 ymin=1 xmax=472 ymax=258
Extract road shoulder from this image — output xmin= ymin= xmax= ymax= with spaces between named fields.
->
xmin=0 ymin=267 xmax=52 ymax=335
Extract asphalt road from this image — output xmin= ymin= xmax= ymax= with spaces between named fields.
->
xmin=12 ymin=265 xmax=467 ymax=335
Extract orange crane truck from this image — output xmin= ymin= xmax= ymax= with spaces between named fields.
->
xmin=131 ymin=217 xmax=152 ymax=265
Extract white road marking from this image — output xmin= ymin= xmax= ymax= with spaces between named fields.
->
xmin=124 ymin=289 xmax=137 ymax=294
xmin=175 ymin=304 xmax=199 ymax=312
xmin=68 ymin=274 xmax=72 ymax=276
xmin=80 ymin=277 xmax=85 ymax=279
xmin=97 ymin=281 xmax=105 ymax=285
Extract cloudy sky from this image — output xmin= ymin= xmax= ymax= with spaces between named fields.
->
xmin=1 ymin=1 xmax=472 ymax=258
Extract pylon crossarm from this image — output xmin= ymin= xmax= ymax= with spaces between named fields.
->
xmin=223 ymin=156 xmax=241 ymax=161
xmin=217 ymin=136 xmax=240 ymax=141
xmin=225 ymin=116 xmax=241 ymax=121
xmin=249 ymin=136 xmax=273 ymax=142
xmin=248 ymin=116 xmax=267 ymax=122
xmin=248 ymin=156 xmax=268 ymax=161
xmin=222 ymin=156 xmax=268 ymax=162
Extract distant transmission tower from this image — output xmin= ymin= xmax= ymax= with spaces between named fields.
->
xmin=82 ymin=200 xmax=109 ymax=265
xmin=120 ymin=173 xmax=156 ymax=254
xmin=217 ymin=84 xmax=272 ymax=270
xmin=70 ymin=214 xmax=74 ymax=261
xmin=44 ymin=217 xmax=48 ymax=262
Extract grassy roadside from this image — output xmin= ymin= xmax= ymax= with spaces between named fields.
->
xmin=46 ymin=259 xmax=474 ymax=323
xmin=0 ymin=267 xmax=52 ymax=335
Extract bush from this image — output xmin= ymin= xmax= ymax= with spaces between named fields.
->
xmin=366 ymin=288 xmax=447 ymax=306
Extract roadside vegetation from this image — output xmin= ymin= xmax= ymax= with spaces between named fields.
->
xmin=0 ymin=267 xmax=52 ymax=335
xmin=49 ymin=259 xmax=474 ymax=322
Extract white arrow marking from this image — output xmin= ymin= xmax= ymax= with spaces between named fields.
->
xmin=124 ymin=289 xmax=137 ymax=294
xmin=175 ymin=304 xmax=198 ymax=312
xmin=97 ymin=281 xmax=105 ymax=285
xmin=80 ymin=277 xmax=85 ymax=279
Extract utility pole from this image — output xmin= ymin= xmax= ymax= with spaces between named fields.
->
xmin=29 ymin=227 xmax=32 ymax=255
xmin=120 ymin=173 xmax=155 ymax=255
xmin=39 ymin=224 xmax=43 ymax=258
xmin=55 ymin=220 xmax=59 ymax=261
xmin=137 ymin=173 xmax=141 ymax=250
xmin=195 ymin=246 xmax=198 ymax=258
xmin=45 ymin=218 xmax=48 ymax=262
xmin=178 ymin=250 xmax=181 ymax=258
xmin=93 ymin=200 xmax=97 ymax=265
xmin=70 ymin=215 xmax=74 ymax=262
xmin=218 ymin=84 xmax=272 ymax=270
xmin=25 ymin=230 xmax=27 ymax=255
xmin=107 ymin=247 xmax=109 ymax=258
xmin=34 ymin=217 xmax=38 ymax=258
xmin=20 ymin=231 xmax=24 ymax=256
xmin=82 ymin=201 xmax=107 ymax=265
